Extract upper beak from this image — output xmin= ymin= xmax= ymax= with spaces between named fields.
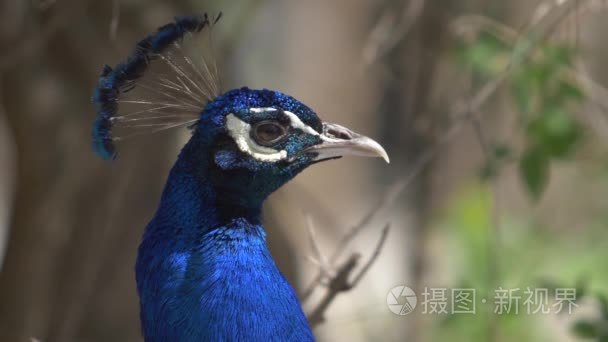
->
xmin=304 ymin=122 xmax=390 ymax=163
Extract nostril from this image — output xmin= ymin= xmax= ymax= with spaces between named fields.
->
xmin=326 ymin=127 xmax=353 ymax=140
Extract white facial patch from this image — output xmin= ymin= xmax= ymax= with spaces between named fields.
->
xmin=249 ymin=107 xmax=277 ymax=113
xmin=283 ymin=111 xmax=346 ymax=143
xmin=283 ymin=111 xmax=320 ymax=136
xmin=225 ymin=114 xmax=288 ymax=162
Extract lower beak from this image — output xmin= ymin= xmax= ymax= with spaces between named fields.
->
xmin=305 ymin=122 xmax=390 ymax=163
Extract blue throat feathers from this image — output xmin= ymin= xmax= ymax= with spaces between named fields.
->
xmin=92 ymin=14 xmax=389 ymax=342
xmin=136 ymin=131 xmax=314 ymax=341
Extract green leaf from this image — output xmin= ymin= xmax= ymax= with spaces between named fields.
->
xmin=458 ymin=32 xmax=510 ymax=77
xmin=520 ymin=147 xmax=550 ymax=199
xmin=526 ymin=62 xmax=553 ymax=86
xmin=526 ymin=109 xmax=582 ymax=158
xmin=555 ymin=79 xmax=585 ymax=103
xmin=572 ymin=320 xmax=598 ymax=338
xmin=493 ymin=144 xmax=512 ymax=160
xmin=511 ymin=62 xmax=553 ymax=114
xmin=543 ymin=45 xmax=575 ymax=68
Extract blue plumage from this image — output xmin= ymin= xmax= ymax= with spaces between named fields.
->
xmin=92 ymin=15 xmax=217 ymax=159
xmin=136 ymin=88 xmax=320 ymax=341
xmin=92 ymin=14 xmax=388 ymax=342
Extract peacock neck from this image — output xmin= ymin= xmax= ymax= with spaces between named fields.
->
xmin=149 ymin=135 xmax=264 ymax=233
xmin=135 ymin=136 xmax=314 ymax=341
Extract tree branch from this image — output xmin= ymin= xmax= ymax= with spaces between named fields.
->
xmin=306 ymin=224 xmax=390 ymax=328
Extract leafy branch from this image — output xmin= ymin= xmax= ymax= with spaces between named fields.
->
xmin=455 ymin=3 xmax=587 ymax=199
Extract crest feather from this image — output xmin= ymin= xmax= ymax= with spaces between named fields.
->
xmin=92 ymin=14 xmax=222 ymax=159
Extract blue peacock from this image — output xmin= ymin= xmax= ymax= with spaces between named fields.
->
xmin=92 ymin=15 xmax=388 ymax=341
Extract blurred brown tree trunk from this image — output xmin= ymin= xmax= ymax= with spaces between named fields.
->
xmin=0 ymin=2 xmax=175 ymax=341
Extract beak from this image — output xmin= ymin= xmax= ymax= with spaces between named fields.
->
xmin=304 ymin=122 xmax=390 ymax=163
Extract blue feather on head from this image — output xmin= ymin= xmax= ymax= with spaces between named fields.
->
xmin=92 ymin=14 xmax=219 ymax=159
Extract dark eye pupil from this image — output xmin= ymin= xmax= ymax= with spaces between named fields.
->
xmin=253 ymin=122 xmax=286 ymax=145
xmin=258 ymin=124 xmax=281 ymax=139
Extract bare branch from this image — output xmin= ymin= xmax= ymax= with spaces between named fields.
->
xmin=305 ymin=215 xmax=334 ymax=279
xmin=350 ymin=224 xmax=390 ymax=287
xmin=471 ymin=114 xmax=491 ymax=159
xmin=363 ymin=0 xmax=426 ymax=65
xmin=304 ymin=222 xmax=390 ymax=328
xmin=306 ymin=254 xmax=359 ymax=328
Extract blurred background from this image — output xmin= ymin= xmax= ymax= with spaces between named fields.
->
xmin=1 ymin=0 xmax=608 ymax=341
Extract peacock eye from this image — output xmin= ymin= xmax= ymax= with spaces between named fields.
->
xmin=252 ymin=121 xmax=288 ymax=146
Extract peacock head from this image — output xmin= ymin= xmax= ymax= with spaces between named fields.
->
xmin=188 ymin=87 xmax=389 ymax=203
xmin=92 ymin=15 xmax=388 ymax=207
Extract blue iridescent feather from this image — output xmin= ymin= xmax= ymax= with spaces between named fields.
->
xmin=91 ymin=14 xmax=216 ymax=159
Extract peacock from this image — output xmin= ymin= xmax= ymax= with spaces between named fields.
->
xmin=92 ymin=15 xmax=389 ymax=341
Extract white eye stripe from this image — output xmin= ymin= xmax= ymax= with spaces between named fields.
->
xmin=249 ymin=107 xmax=277 ymax=113
xmin=283 ymin=111 xmax=340 ymax=142
xmin=225 ymin=114 xmax=287 ymax=162
xmin=282 ymin=111 xmax=320 ymax=136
